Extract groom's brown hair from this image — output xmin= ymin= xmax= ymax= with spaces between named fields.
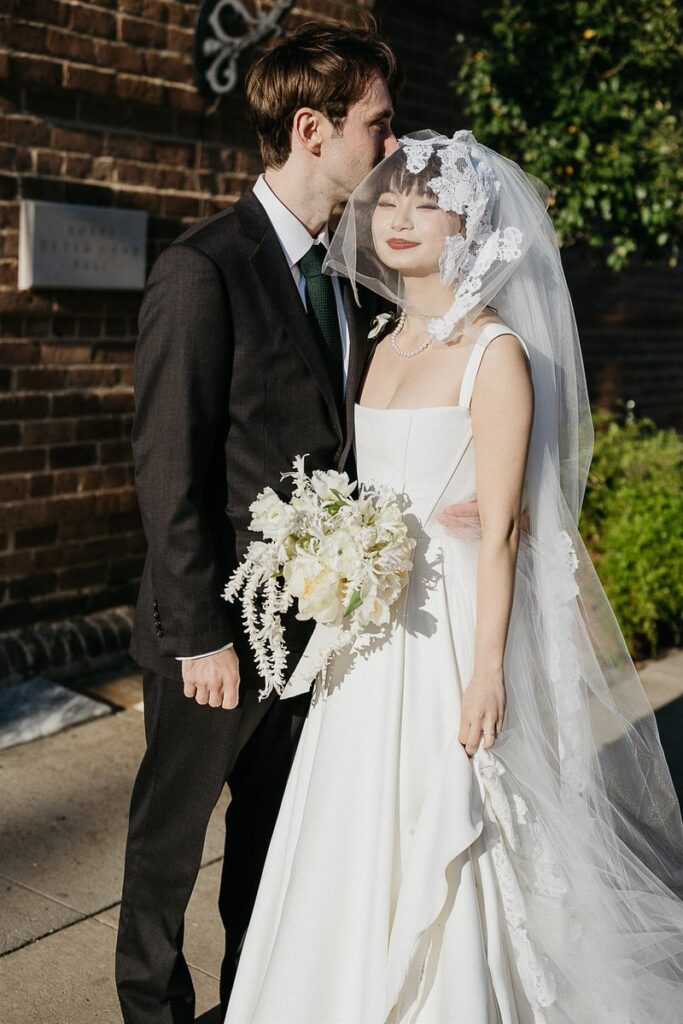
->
xmin=245 ymin=17 xmax=398 ymax=169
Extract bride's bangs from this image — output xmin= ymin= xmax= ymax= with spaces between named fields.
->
xmin=374 ymin=149 xmax=442 ymax=202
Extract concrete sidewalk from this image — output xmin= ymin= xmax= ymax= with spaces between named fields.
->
xmin=0 ymin=669 xmax=228 ymax=1023
xmin=1 ymin=651 xmax=682 ymax=1024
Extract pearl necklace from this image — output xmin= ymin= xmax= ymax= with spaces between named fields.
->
xmin=388 ymin=312 xmax=432 ymax=358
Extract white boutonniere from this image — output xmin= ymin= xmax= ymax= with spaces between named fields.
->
xmin=368 ymin=312 xmax=397 ymax=340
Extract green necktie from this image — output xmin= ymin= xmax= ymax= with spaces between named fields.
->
xmin=299 ymin=243 xmax=344 ymax=418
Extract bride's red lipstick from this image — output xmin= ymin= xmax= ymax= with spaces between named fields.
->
xmin=387 ymin=238 xmax=419 ymax=250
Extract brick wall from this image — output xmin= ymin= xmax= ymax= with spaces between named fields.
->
xmin=0 ymin=0 xmax=267 ymax=639
xmin=0 ymin=1 xmax=681 ymax=659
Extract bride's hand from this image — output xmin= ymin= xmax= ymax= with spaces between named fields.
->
xmin=458 ymin=671 xmax=506 ymax=756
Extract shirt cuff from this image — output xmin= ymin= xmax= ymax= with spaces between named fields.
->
xmin=175 ymin=642 xmax=234 ymax=661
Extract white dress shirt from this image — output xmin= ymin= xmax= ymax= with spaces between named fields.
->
xmin=177 ymin=175 xmax=349 ymax=661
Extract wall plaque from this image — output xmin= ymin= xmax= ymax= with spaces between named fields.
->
xmin=19 ymin=200 xmax=148 ymax=290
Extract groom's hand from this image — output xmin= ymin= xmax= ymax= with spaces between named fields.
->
xmin=181 ymin=647 xmax=240 ymax=709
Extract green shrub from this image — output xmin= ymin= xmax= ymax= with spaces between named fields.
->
xmin=453 ymin=0 xmax=683 ymax=270
xmin=579 ymin=409 xmax=683 ymax=657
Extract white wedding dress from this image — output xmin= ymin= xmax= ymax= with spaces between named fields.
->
xmin=225 ymin=322 xmax=532 ymax=1024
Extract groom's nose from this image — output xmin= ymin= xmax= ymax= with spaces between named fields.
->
xmin=383 ymin=133 xmax=399 ymax=157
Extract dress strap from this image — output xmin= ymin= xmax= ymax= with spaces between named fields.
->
xmin=457 ymin=321 xmax=528 ymax=410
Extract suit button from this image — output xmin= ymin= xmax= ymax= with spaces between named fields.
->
xmin=154 ymin=611 xmax=160 ymax=622
xmin=153 ymin=600 xmax=159 ymax=610
xmin=157 ymin=628 xmax=164 ymax=638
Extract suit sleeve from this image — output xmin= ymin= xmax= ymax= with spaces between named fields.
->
xmin=131 ymin=242 xmax=235 ymax=657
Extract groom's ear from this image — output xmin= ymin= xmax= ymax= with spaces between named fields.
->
xmin=292 ymin=108 xmax=326 ymax=157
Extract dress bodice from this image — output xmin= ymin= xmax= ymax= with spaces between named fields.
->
xmin=353 ymin=321 xmax=527 ymax=534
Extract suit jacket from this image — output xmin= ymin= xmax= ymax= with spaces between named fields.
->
xmin=128 ymin=188 xmax=383 ymax=686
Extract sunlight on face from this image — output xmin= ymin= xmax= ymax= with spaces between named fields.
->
xmin=371 ymin=189 xmax=462 ymax=278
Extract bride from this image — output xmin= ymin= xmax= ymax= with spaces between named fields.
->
xmin=225 ymin=131 xmax=683 ymax=1023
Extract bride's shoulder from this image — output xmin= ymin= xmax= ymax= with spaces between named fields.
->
xmin=470 ymin=309 xmax=529 ymax=360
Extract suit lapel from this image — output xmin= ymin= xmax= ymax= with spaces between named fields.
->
xmin=237 ymin=190 xmax=344 ymax=444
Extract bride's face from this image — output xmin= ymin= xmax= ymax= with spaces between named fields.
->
xmin=371 ymin=188 xmax=461 ymax=277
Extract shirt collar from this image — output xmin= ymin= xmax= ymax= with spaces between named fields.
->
xmin=252 ymin=174 xmax=330 ymax=268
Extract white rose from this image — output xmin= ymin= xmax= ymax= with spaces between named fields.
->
xmin=317 ymin=530 xmax=363 ymax=580
xmin=249 ymin=488 xmax=297 ymax=541
xmin=283 ymin=553 xmax=344 ymax=625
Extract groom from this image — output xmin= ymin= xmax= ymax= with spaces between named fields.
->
xmin=115 ymin=19 xmax=398 ymax=1024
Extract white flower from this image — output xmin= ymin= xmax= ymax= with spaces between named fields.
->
xmin=368 ymin=312 xmax=396 ymax=340
xmin=317 ymin=530 xmax=364 ymax=580
xmin=310 ymin=469 xmax=355 ymax=503
xmin=284 ymin=553 xmax=344 ymax=625
xmin=224 ymin=455 xmax=416 ymax=699
xmin=249 ymin=487 xmax=298 ymax=541
xmin=439 ymin=233 xmax=467 ymax=285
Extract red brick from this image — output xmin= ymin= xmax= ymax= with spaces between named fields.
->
xmin=14 ymin=523 xmax=58 ymax=549
xmin=166 ymin=86 xmax=205 ymax=115
xmin=39 ymin=342 xmax=92 ymax=364
xmin=100 ymin=390 xmax=134 ymax=413
xmin=166 ymin=1 xmax=196 ymax=28
xmin=0 ymin=393 xmax=50 ymax=418
xmin=45 ymin=26 xmax=96 ymax=62
xmin=154 ymin=141 xmax=195 ymax=165
xmin=10 ymin=0 xmax=71 ymax=25
xmin=58 ymin=563 xmax=109 ymax=591
xmin=74 ymin=417 xmax=122 ymax=442
xmin=60 ymin=517 xmax=108 ymax=541
xmin=63 ymin=153 xmax=94 ymax=177
xmin=63 ymin=63 xmax=116 ymax=96
xmin=166 ymin=25 xmax=194 ymax=53
xmin=16 ymin=367 xmax=70 ymax=389
xmin=0 ymin=550 xmax=36 ymax=576
xmin=65 ymin=366 xmax=120 ymax=388
xmin=53 ymin=469 xmax=82 ymax=494
xmin=0 ymin=231 xmax=18 ymax=259
xmin=4 ymin=20 xmax=46 ymax=51
xmin=0 ymin=447 xmax=47 ymax=473
xmin=9 ymin=52 xmax=62 ymax=87
xmin=120 ymin=15 xmax=167 ymax=48
xmin=49 ymin=443 xmax=97 ymax=469
xmin=0 ymin=144 xmax=17 ymax=171
xmin=0 ymin=259 xmax=18 ymax=285
xmin=22 ymin=420 xmax=75 ymax=445
xmin=0 ymin=423 xmax=21 ymax=445
xmin=29 ymin=473 xmax=55 ymax=498
xmin=1 ymin=115 xmax=51 ymax=147
xmin=99 ymin=440 xmax=133 ymax=465
xmin=93 ymin=39 xmax=145 ymax=75
xmin=9 ymin=573 xmax=58 ymax=600
xmin=35 ymin=149 xmax=63 ymax=175
xmin=0 ymin=340 xmax=41 ymax=364
xmin=71 ymin=6 xmax=117 ymax=38
xmin=161 ymin=193 xmax=203 ymax=218
xmin=51 ymin=125 xmax=104 ymax=155
xmin=105 ymin=133 xmax=152 ymax=161
xmin=0 ymin=476 xmax=29 ymax=502
xmin=143 ymin=51 xmax=190 ymax=81
xmin=0 ymin=204 xmax=20 ymax=229
xmin=116 ymin=74 xmax=164 ymax=106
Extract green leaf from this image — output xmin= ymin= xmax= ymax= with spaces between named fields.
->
xmin=344 ymin=590 xmax=363 ymax=617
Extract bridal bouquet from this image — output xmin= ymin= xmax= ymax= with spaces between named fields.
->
xmin=222 ymin=455 xmax=415 ymax=699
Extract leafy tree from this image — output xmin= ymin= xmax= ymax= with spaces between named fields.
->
xmin=453 ymin=0 xmax=682 ymax=268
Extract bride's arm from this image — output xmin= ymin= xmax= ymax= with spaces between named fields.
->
xmin=458 ymin=334 xmax=533 ymax=756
